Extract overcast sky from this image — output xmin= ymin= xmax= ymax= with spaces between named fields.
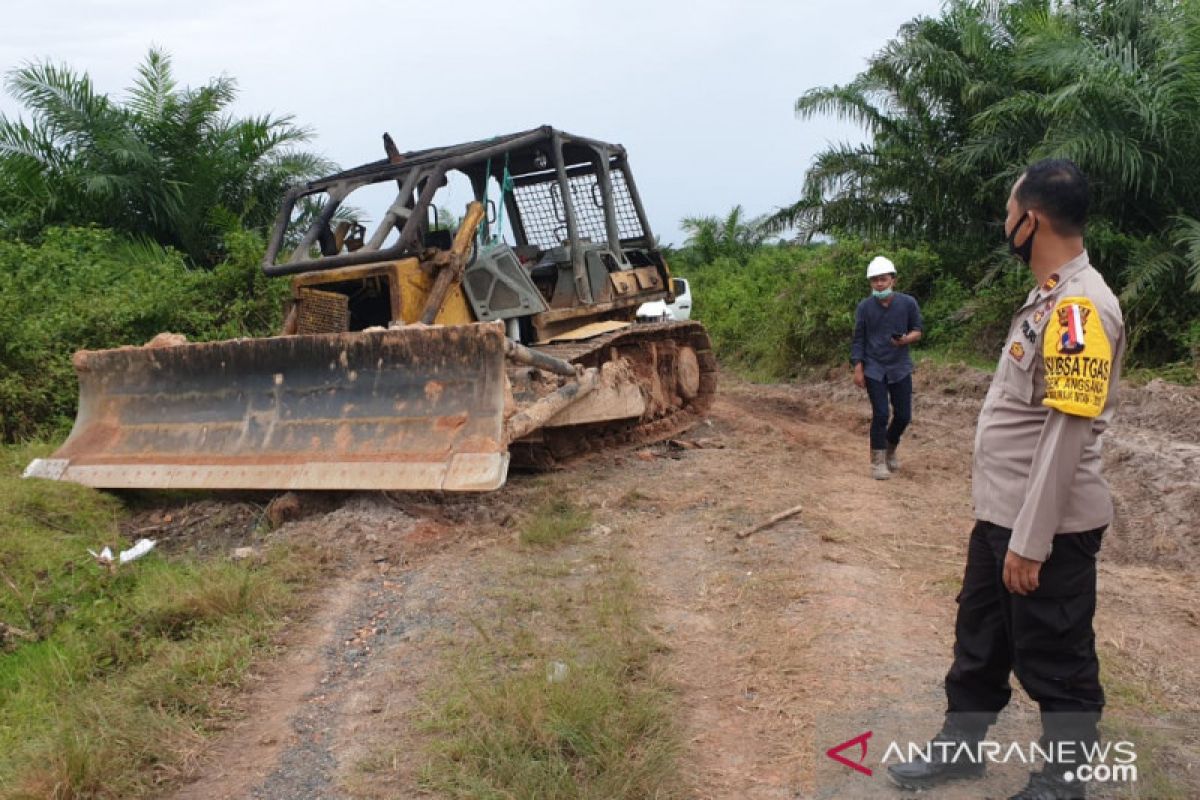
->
xmin=1 ymin=0 xmax=943 ymax=247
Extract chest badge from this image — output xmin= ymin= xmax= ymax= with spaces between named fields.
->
xmin=1009 ymin=341 xmax=1026 ymax=361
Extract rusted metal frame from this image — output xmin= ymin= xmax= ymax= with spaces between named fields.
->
xmin=264 ymin=129 xmax=633 ymax=277
xmin=289 ymin=128 xmax=614 ymax=203
xmin=264 ymin=134 xmax=556 ymax=276
xmin=466 ymin=158 xmax=519 ymax=245
xmin=467 ymin=170 xmax=491 ymax=243
xmin=260 ymin=167 xmax=438 ymax=279
xmin=503 ymin=367 xmax=599 ymax=445
xmin=418 ymin=201 xmax=484 ymax=324
xmin=272 ymin=184 xmax=348 ymax=266
xmin=509 ymin=161 xmax=595 ymax=188
xmin=551 ymin=130 xmax=592 ymax=305
xmin=504 ymin=339 xmax=578 ymax=376
xmin=365 ymin=168 xmax=423 ymax=251
xmin=501 ymin=188 xmax=527 ymax=246
xmin=556 ymin=131 xmax=627 ymax=160
xmin=288 ymin=186 xmax=350 ymax=263
xmin=306 ymin=128 xmax=553 ymax=189
xmin=613 ymin=153 xmax=655 ymax=247
xmin=264 ymin=184 xmax=305 ymax=265
xmin=590 ymin=146 xmax=628 ymax=267
xmin=266 ymin=242 xmax=411 ymax=277
xmin=396 ymin=128 xmax=553 ymax=172
xmin=401 ymin=169 xmax=443 ymax=253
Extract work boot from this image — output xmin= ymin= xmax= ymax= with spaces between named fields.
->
xmin=871 ymin=450 xmax=891 ymax=480
xmin=886 ymin=443 xmax=900 ymax=472
xmin=1008 ymin=770 xmax=1087 ymax=799
xmin=885 ymin=723 xmax=986 ymax=791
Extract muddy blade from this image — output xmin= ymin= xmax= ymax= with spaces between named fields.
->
xmin=28 ymin=325 xmax=510 ymax=492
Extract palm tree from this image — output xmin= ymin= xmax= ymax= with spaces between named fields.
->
xmin=0 ymin=48 xmax=333 ymax=266
xmin=781 ymin=0 xmax=1200 ymax=359
xmin=680 ymin=205 xmax=767 ymax=263
xmin=974 ymin=0 xmax=1200 ymax=297
xmin=770 ymin=0 xmax=1038 ymax=256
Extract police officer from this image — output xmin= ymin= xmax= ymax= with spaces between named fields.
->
xmin=887 ymin=160 xmax=1124 ymax=800
xmin=851 ymin=256 xmax=923 ymax=480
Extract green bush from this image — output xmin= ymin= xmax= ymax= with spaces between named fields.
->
xmin=677 ymin=239 xmax=941 ymax=380
xmin=0 ymin=227 xmax=286 ymax=442
xmin=680 ymin=246 xmax=801 ymax=379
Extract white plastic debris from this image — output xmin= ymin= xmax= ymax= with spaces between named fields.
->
xmin=88 ymin=538 xmax=156 ymax=566
xmin=120 ymin=538 xmax=156 ymax=563
xmin=88 ymin=546 xmax=114 ymax=563
xmin=546 ymin=661 xmax=569 ymax=683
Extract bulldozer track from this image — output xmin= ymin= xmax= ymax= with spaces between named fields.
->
xmin=509 ymin=320 xmax=717 ymax=468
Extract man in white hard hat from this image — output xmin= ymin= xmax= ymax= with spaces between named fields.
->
xmin=850 ymin=256 xmax=923 ymax=479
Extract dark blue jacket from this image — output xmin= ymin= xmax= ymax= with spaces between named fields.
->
xmin=851 ymin=293 xmax=923 ymax=383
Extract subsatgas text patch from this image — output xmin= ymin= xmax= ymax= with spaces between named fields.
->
xmin=1042 ymin=297 xmax=1112 ymax=418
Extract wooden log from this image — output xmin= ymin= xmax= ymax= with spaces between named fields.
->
xmin=734 ymin=503 xmax=803 ymax=540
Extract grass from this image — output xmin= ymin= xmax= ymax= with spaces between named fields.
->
xmin=1099 ymin=647 xmax=1166 ymax=715
xmin=0 ymin=444 xmax=330 ymax=800
xmin=404 ymin=494 xmax=682 ymax=799
xmin=1097 ymin=719 xmax=1193 ymax=799
xmin=518 ymin=497 xmax=593 ymax=548
xmin=1122 ymin=360 xmax=1198 ymax=387
xmin=930 ymin=572 xmax=963 ymax=596
xmin=1098 ymin=647 xmax=1196 ymax=798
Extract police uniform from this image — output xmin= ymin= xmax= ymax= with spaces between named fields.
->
xmin=946 ymin=250 xmax=1125 ymax=761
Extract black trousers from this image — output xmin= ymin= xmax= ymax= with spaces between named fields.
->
xmin=944 ymin=521 xmax=1105 ymax=756
xmin=865 ymin=374 xmax=912 ymax=451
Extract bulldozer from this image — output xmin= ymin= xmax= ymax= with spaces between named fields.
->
xmin=24 ymin=126 xmax=716 ymax=492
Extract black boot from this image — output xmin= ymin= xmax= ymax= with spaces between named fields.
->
xmin=1008 ymin=769 xmax=1087 ymax=799
xmin=885 ymin=722 xmax=987 ymax=791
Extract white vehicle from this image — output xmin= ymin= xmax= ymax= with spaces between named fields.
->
xmin=637 ymin=277 xmax=693 ymax=321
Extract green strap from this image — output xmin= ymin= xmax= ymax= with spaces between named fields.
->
xmin=479 ymin=157 xmax=492 ymax=246
xmin=494 ymin=152 xmax=512 ymax=245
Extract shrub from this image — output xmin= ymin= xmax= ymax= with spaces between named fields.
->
xmin=677 ymin=239 xmax=940 ymax=379
xmin=0 ymin=226 xmax=286 ymax=442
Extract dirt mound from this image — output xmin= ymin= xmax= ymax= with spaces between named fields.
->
xmin=1115 ymin=377 xmax=1200 ymax=436
xmin=1103 ymin=380 xmax=1200 ymax=567
xmin=120 ymin=499 xmax=264 ymax=555
xmin=918 ymin=362 xmax=992 ymax=400
xmin=273 ymin=494 xmax=414 ymax=541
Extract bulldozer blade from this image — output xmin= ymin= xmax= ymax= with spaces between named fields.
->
xmin=25 ymin=324 xmax=511 ymax=492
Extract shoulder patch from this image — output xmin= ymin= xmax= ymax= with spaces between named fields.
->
xmin=1041 ymin=296 xmax=1112 ymax=418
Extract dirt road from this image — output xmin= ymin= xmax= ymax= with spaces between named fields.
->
xmin=165 ymin=368 xmax=1200 ymax=799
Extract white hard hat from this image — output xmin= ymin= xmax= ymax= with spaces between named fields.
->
xmin=866 ymin=256 xmax=896 ymax=278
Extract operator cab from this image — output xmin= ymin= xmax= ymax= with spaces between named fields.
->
xmin=263 ymin=126 xmax=675 ymax=343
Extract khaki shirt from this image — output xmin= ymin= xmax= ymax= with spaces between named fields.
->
xmin=972 ymin=251 xmax=1125 ymax=561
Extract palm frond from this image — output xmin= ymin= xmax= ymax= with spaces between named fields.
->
xmin=1169 ymin=214 xmax=1200 ymax=292
xmin=1120 ymin=236 xmax=1183 ymax=303
xmin=126 ymin=47 xmax=177 ymax=122
xmin=794 ymin=82 xmax=895 ymax=136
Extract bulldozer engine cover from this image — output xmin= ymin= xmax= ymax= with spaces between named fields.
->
xmin=27 ymin=324 xmax=511 ymax=492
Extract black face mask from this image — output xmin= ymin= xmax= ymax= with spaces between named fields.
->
xmin=1006 ymin=213 xmax=1038 ymax=264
